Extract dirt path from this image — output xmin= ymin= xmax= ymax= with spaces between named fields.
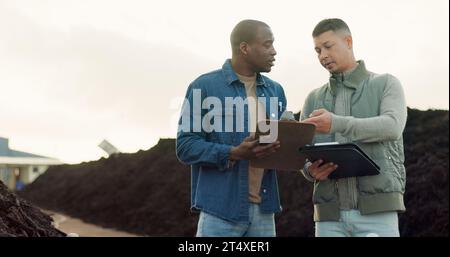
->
xmin=44 ymin=210 xmax=138 ymax=237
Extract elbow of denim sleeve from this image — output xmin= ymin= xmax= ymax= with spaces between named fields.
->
xmin=176 ymin=132 xmax=233 ymax=169
xmin=175 ymin=137 xmax=188 ymax=164
xmin=175 ymin=131 xmax=200 ymax=165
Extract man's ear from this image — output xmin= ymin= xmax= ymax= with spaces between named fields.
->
xmin=345 ymin=35 xmax=353 ymax=49
xmin=239 ymin=42 xmax=249 ymax=55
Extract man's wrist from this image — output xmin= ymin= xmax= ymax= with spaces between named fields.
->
xmin=330 ymin=113 xmax=346 ymax=134
xmin=229 ymin=146 xmax=240 ymax=161
xmin=303 ymin=162 xmax=316 ymax=181
xmin=226 ymin=147 xmax=238 ymax=169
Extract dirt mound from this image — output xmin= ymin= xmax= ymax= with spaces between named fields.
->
xmin=19 ymin=139 xmax=196 ymax=236
xmin=18 ymin=108 xmax=449 ymax=236
xmin=0 ymin=181 xmax=66 ymax=237
xmin=278 ymin=108 xmax=449 ymax=236
xmin=400 ymin=109 xmax=449 ymax=236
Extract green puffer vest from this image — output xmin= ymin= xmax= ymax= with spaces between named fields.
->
xmin=303 ymin=61 xmax=406 ymax=221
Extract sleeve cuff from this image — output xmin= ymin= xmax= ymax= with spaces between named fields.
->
xmin=330 ymin=113 xmax=348 ymax=134
xmin=301 ymin=162 xmax=316 ymax=182
xmin=218 ymin=144 xmax=234 ymax=171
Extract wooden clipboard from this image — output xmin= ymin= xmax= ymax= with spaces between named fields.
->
xmin=249 ymin=120 xmax=316 ymax=171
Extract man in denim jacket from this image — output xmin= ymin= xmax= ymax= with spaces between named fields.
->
xmin=301 ymin=18 xmax=407 ymax=237
xmin=176 ymin=20 xmax=287 ymax=237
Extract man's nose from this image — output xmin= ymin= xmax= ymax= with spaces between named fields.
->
xmin=319 ymin=49 xmax=328 ymax=61
xmin=271 ymin=47 xmax=277 ymax=56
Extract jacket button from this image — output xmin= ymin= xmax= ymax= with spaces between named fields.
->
xmin=263 ymin=189 xmax=267 ymax=193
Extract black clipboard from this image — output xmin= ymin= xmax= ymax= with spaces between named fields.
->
xmin=299 ymin=143 xmax=380 ymax=179
xmin=249 ymin=120 xmax=316 ymax=171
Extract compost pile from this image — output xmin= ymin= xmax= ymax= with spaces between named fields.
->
xmin=0 ymin=181 xmax=66 ymax=237
xmin=20 ymin=139 xmax=196 ymax=236
xmin=18 ymin=108 xmax=449 ymax=236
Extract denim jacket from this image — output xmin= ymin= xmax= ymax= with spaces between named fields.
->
xmin=176 ymin=59 xmax=287 ymax=223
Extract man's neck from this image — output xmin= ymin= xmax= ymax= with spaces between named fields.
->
xmin=343 ymin=61 xmax=358 ymax=75
xmin=332 ymin=60 xmax=358 ymax=76
xmin=231 ymin=57 xmax=256 ymax=77
xmin=236 ymin=72 xmax=256 ymax=84
xmin=345 ymin=61 xmax=358 ymax=72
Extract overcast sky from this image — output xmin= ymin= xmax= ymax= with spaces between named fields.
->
xmin=0 ymin=0 xmax=448 ymax=164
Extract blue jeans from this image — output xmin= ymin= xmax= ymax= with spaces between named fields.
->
xmin=196 ymin=203 xmax=275 ymax=237
xmin=315 ymin=209 xmax=400 ymax=237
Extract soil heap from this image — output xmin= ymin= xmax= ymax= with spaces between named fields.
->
xmin=0 ymin=181 xmax=66 ymax=237
xmin=18 ymin=108 xmax=449 ymax=236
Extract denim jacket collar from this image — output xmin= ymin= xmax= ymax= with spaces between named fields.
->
xmin=222 ymin=59 xmax=269 ymax=87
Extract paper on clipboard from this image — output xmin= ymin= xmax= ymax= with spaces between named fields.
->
xmin=249 ymin=120 xmax=316 ymax=171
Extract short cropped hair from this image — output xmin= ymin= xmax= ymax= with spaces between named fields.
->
xmin=312 ymin=18 xmax=351 ymax=37
xmin=230 ymin=19 xmax=270 ymax=55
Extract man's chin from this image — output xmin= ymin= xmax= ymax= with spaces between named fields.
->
xmin=326 ymin=67 xmax=338 ymax=73
xmin=260 ymin=67 xmax=272 ymax=73
xmin=324 ymin=63 xmax=339 ymax=73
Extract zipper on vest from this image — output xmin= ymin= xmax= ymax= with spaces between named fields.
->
xmin=332 ymin=95 xmax=336 ymax=142
xmin=348 ymin=178 xmax=353 ymax=208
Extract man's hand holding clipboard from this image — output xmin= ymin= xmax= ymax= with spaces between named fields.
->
xmin=250 ymin=116 xmax=380 ymax=180
xmin=249 ymin=120 xmax=316 ymax=171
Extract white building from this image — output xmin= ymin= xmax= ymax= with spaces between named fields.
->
xmin=0 ymin=137 xmax=63 ymax=190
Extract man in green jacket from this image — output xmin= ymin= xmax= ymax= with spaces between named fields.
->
xmin=301 ymin=18 xmax=407 ymax=237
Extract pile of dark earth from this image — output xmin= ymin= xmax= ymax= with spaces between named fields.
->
xmin=0 ymin=181 xmax=65 ymax=237
xmin=18 ymin=108 xmax=448 ymax=236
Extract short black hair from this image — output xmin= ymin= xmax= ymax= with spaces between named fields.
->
xmin=312 ymin=18 xmax=351 ymax=37
xmin=230 ymin=19 xmax=270 ymax=55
